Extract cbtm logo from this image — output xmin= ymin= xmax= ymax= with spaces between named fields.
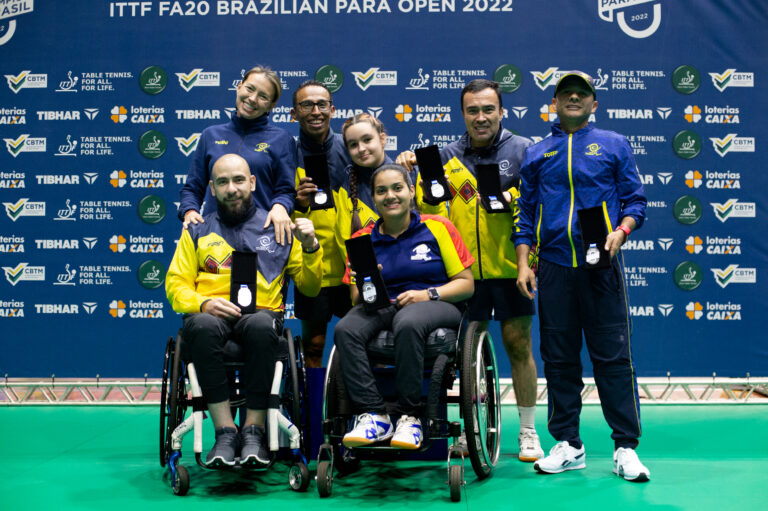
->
xmin=175 ymin=69 xmax=220 ymax=92
xmin=351 ymin=68 xmax=397 ymax=91
xmin=711 ymin=265 xmax=756 ymax=289
xmin=3 ymin=198 xmax=45 ymax=221
xmin=598 ymin=0 xmax=662 ymax=39
xmin=709 ymin=69 xmax=754 ymax=92
xmin=5 ymin=70 xmax=47 ymax=93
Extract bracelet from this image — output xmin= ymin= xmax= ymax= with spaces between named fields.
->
xmin=615 ymin=225 xmax=631 ymax=237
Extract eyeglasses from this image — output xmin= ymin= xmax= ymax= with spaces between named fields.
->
xmin=296 ymin=100 xmax=332 ymax=113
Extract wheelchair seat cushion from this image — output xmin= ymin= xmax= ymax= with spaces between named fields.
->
xmin=366 ymin=327 xmax=457 ymax=363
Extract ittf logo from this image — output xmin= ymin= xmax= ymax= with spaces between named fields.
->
xmin=111 ymin=106 xmax=128 ymax=123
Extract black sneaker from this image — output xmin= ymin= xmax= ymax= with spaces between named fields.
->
xmin=240 ymin=425 xmax=270 ymax=467
xmin=205 ymin=427 xmax=240 ymax=467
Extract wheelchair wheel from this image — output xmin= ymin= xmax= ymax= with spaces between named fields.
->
xmin=172 ymin=464 xmax=190 ymax=496
xmin=449 ymin=464 xmax=462 ymax=502
xmin=284 ymin=328 xmax=307 ymax=454
xmin=160 ymin=332 xmax=187 ymax=467
xmin=289 ymin=462 xmax=310 ymax=492
xmin=159 ymin=337 xmax=173 ymax=466
xmin=316 ymin=459 xmax=333 ymax=497
xmin=460 ymin=323 xmax=502 ymax=480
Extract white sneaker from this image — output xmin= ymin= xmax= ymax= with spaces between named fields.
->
xmin=342 ymin=413 xmax=394 ymax=448
xmin=534 ymin=441 xmax=586 ymax=474
xmin=613 ymin=447 xmax=650 ymax=482
xmin=390 ymin=416 xmax=423 ymax=450
xmin=518 ymin=428 xmax=545 ymax=462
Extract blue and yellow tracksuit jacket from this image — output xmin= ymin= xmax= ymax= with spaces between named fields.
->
xmin=332 ymin=157 xmax=447 ymax=263
xmin=178 ymin=113 xmax=297 ymax=220
xmin=440 ymin=128 xmax=532 ymax=280
xmin=166 ymin=203 xmax=322 ymax=313
xmin=515 ymin=123 xmax=647 ymax=267
xmin=343 ymin=213 xmax=475 ymax=298
xmin=293 ymin=128 xmax=351 ymax=288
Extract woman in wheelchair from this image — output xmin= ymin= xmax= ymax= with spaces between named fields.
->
xmin=334 ymin=164 xmax=475 ymax=450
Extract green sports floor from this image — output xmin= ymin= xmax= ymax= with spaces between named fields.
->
xmin=2 ymin=405 xmax=766 ymax=510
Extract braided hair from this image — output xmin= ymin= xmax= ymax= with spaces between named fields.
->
xmin=342 ymin=113 xmax=386 ymax=234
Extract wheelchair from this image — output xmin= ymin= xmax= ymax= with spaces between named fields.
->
xmin=159 ymin=323 xmax=311 ymax=496
xmin=316 ymin=318 xmax=502 ymax=502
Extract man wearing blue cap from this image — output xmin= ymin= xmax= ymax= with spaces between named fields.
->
xmin=514 ymin=71 xmax=650 ymax=482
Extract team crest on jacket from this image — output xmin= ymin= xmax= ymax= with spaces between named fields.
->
xmin=585 ymin=143 xmax=602 ymax=156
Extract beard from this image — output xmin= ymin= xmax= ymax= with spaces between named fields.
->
xmin=217 ymin=192 xmax=252 ymax=225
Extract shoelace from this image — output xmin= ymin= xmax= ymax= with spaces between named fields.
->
xmin=354 ymin=413 xmax=375 ymax=428
xmin=520 ymin=430 xmax=538 ymax=450
xmin=398 ymin=415 xmax=420 ymax=428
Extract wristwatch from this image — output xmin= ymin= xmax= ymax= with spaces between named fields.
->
xmin=427 ymin=287 xmax=440 ymax=301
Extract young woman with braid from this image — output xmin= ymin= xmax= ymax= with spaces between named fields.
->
xmin=333 ymin=113 xmax=446 ymax=266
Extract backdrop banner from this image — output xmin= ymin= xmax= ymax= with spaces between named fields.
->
xmin=1 ymin=1 xmax=766 ymax=377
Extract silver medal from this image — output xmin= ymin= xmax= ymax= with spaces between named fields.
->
xmin=586 ymin=244 xmax=600 ymax=265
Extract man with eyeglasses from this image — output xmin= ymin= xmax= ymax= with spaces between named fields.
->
xmin=291 ymin=80 xmax=352 ymax=368
xmin=396 ymin=79 xmax=543 ymax=463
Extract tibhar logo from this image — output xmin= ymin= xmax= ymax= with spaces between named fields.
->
xmin=656 ymin=172 xmax=673 ymax=185
xmin=175 ymin=134 xmax=201 ymax=156
xmin=351 ymin=68 xmax=397 ymax=91
xmin=709 ymin=69 xmax=754 ymax=92
xmin=710 ymin=199 xmax=756 ymax=223
xmin=83 ymin=172 xmax=99 ymax=184
xmin=82 ymin=302 xmax=98 ymax=314
xmin=367 ymin=107 xmax=383 ymax=118
xmin=5 ymin=71 xmax=47 ymax=93
xmin=176 ymin=69 xmax=221 ymax=92
xmin=511 ymin=106 xmax=528 ymax=119
xmin=656 ymin=107 xmax=672 ymax=119
xmin=83 ymin=237 xmax=98 ymax=249
xmin=709 ymin=134 xmax=755 ymax=157
xmin=711 ymin=265 xmax=756 ymax=289
xmin=657 ymin=304 xmax=674 ymax=317
xmin=406 ymin=68 xmax=430 ymax=90
xmin=598 ymin=0 xmax=662 ymax=39
xmin=657 ymin=238 xmax=673 ymax=251
xmin=83 ymin=108 xmax=99 ymax=120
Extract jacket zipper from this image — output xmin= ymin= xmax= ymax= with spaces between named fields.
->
xmin=567 ymin=133 xmax=577 ymax=267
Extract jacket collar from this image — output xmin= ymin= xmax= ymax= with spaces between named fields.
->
xmin=461 ymin=127 xmax=505 ymax=157
xmin=299 ymin=127 xmax=336 ymax=154
xmin=551 ymin=122 xmax=595 ymax=137
xmin=231 ymin=113 xmax=269 ymax=133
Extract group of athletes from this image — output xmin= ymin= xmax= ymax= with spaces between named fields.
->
xmin=165 ymin=65 xmax=651 ymax=483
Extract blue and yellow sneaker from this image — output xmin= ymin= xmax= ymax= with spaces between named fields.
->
xmin=390 ymin=415 xmax=423 ymax=450
xmin=342 ymin=413 xmax=393 ymax=447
